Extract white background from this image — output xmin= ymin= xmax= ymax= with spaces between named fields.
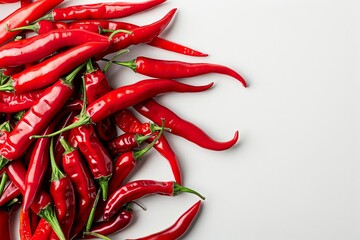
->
xmin=1 ymin=0 xmax=360 ymax=239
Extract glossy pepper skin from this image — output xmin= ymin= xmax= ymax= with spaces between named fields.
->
xmin=0 ymin=29 xmax=108 ymax=68
xmin=19 ymin=208 xmax=32 ymax=240
xmin=70 ymin=20 xmax=207 ymax=57
xmin=0 ymin=181 xmax=20 ymax=207
xmin=1 ymin=41 xmax=109 ymax=94
xmin=128 ymin=200 xmax=202 ymax=240
xmin=0 ymin=0 xmax=64 ymax=45
xmin=0 ymin=62 xmax=86 ymax=169
xmin=60 ymin=137 xmax=97 ymax=239
xmin=134 ymin=98 xmax=240 ymax=151
xmin=0 ymin=207 xmax=14 ymax=240
xmin=104 ymin=180 xmax=205 ymax=220
xmin=115 ymin=56 xmax=247 ymax=87
xmin=108 ymin=132 xmax=153 ymax=155
xmin=43 ymin=0 xmax=165 ymax=21
xmin=0 ymin=89 xmax=44 ymax=113
xmin=114 ymin=109 xmax=183 ymax=185
xmin=31 ymin=219 xmax=52 ymax=240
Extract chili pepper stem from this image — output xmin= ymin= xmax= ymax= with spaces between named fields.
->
xmin=59 ymin=136 xmax=75 ymax=155
xmin=50 ymin=137 xmax=65 ymax=181
xmin=83 ymin=231 xmax=111 ymax=240
xmin=7 ymin=23 xmax=38 ymax=32
xmin=38 ymin=204 xmax=66 ymax=240
xmin=150 ymin=122 xmax=171 ymax=132
xmin=98 ymin=175 xmax=111 ymax=201
xmin=134 ymin=133 xmax=155 ymax=145
xmin=102 ymin=49 xmax=130 ymax=73
xmin=35 ymin=12 xmax=54 ymax=22
xmin=0 ymin=80 xmax=14 ymax=92
xmin=173 ymin=183 xmax=205 ymax=200
xmin=85 ymin=189 xmax=101 ymax=232
xmin=108 ymin=29 xmax=133 ymax=41
xmin=0 ymin=173 xmax=8 ymax=196
xmin=112 ymin=59 xmax=137 ymax=72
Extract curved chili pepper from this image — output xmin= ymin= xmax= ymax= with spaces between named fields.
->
xmin=108 ymin=121 xmax=164 ymax=194
xmin=0 ymin=63 xmax=86 ymax=170
xmin=31 ymin=219 xmax=52 ymax=240
xmin=33 ymin=79 xmax=213 ymax=140
xmin=127 ymin=200 xmax=202 ymax=240
xmin=19 ymin=207 xmax=32 ymax=240
xmin=70 ymin=20 xmax=207 ymax=57
xmin=0 ymin=0 xmax=64 ymax=45
xmin=59 ymin=137 xmax=97 ymax=239
xmin=113 ymin=56 xmax=247 ymax=87
xmin=0 ymin=88 xmax=44 ymax=113
xmin=0 ymin=41 xmax=109 ymax=94
xmin=6 ymin=161 xmax=65 ymax=240
xmin=0 ymin=181 xmax=20 ymax=207
xmin=108 ymin=132 xmax=154 ymax=155
xmin=41 ymin=0 xmax=165 ymax=21
xmin=0 ymin=206 xmax=15 ymax=240
xmin=0 ymin=29 xmax=108 ymax=68
xmin=114 ymin=109 xmax=183 ymax=185
xmin=104 ymin=180 xmax=205 ymax=220
xmin=83 ymin=204 xmax=134 ymax=239
xmin=104 ymin=8 xmax=177 ymax=56
xmin=135 ymin=98 xmax=240 ymax=150
xmin=49 ymin=138 xmax=76 ymax=240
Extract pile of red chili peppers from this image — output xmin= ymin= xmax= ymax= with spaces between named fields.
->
xmin=0 ymin=0 xmax=247 ymax=239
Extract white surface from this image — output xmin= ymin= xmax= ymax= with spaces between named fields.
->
xmin=2 ymin=0 xmax=360 ymax=239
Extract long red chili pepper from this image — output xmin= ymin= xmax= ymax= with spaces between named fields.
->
xmin=83 ymin=204 xmax=134 ymax=239
xmin=19 ymin=207 xmax=32 ymax=240
xmin=0 ymin=41 xmax=109 ymax=94
xmin=134 ymin=98 xmax=240 ymax=150
xmin=59 ymin=137 xmax=97 ymax=239
xmin=6 ymin=161 xmax=65 ymax=240
xmin=0 ymin=205 xmax=15 ymax=240
xmin=0 ymin=88 xmax=44 ymax=113
xmin=104 ymin=179 xmax=205 ymax=220
xmin=0 ymin=0 xmax=64 ymax=45
xmin=0 ymin=29 xmax=109 ymax=68
xmin=30 ymin=219 xmax=52 ymax=240
xmin=41 ymin=0 xmax=166 ymax=21
xmin=49 ymin=138 xmax=76 ymax=240
xmin=127 ymin=200 xmax=202 ymax=240
xmin=70 ymin=20 xmax=207 ymax=57
xmin=0 ymin=63 xmax=86 ymax=170
xmin=108 ymin=120 xmax=164 ymax=194
xmin=0 ymin=181 xmax=20 ymax=207
xmin=112 ymin=56 xmax=247 ymax=87
xmin=113 ymin=109 xmax=183 ymax=185
xmin=107 ymin=132 xmax=154 ymax=155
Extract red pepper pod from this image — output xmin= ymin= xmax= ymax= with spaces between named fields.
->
xmin=31 ymin=219 xmax=52 ymax=240
xmin=0 ymin=0 xmax=64 ymax=45
xmin=116 ymin=56 xmax=247 ymax=87
xmin=0 ymin=29 xmax=108 ymax=68
xmin=86 ymin=79 xmax=214 ymax=124
xmin=0 ymin=181 xmax=20 ymax=207
xmin=108 ymin=132 xmax=153 ymax=155
xmin=134 ymin=99 xmax=240 ymax=151
xmin=5 ymin=41 xmax=109 ymax=94
xmin=104 ymin=180 xmax=205 ymax=220
xmin=127 ymin=200 xmax=202 ymax=240
xmin=19 ymin=207 xmax=32 ymax=240
xmin=0 ymin=88 xmax=44 ymax=113
xmin=46 ymin=0 xmax=166 ymax=21
xmin=0 ymin=207 xmax=14 ymax=240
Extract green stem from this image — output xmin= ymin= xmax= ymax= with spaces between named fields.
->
xmin=49 ymin=137 xmax=65 ymax=181
xmin=112 ymin=59 xmax=137 ymax=72
xmin=102 ymin=49 xmax=130 ymax=73
xmin=0 ymin=156 xmax=9 ymax=172
xmin=97 ymin=175 xmax=111 ymax=201
xmin=85 ymin=189 xmax=101 ymax=232
xmin=0 ymin=173 xmax=8 ymax=197
xmin=38 ymin=204 xmax=66 ymax=240
xmin=99 ymin=27 xmax=115 ymax=34
xmin=62 ymin=62 xmax=87 ymax=86
xmin=7 ymin=22 xmax=39 ymax=32
xmin=108 ymin=29 xmax=132 ymax=41
xmin=173 ymin=182 xmax=205 ymax=200
xmin=13 ymin=111 xmax=25 ymax=121
xmin=0 ymin=79 xmax=14 ymax=92
xmin=86 ymin=58 xmax=95 ymax=73
xmin=133 ymin=119 xmax=165 ymax=160
xmin=59 ymin=137 xmax=75 ymax=155
xmin=83 ymin=232 xmax=111 ymax=240
xmin=149 ymin=122 xmax=172 ymax=133
xmin=35 ymin=12 xmax=54 ymax=22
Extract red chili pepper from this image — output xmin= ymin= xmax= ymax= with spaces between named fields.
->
xmin=6 ymin=161 xmax=65 ymax=240
xmin=95 ymin=116 xmax=117 ymax=143
xmin=0 ymin=63 xmax=86 ymax=170
xmin=8 ymin=20 xmax=68 ymax=35
xmin=114 ymin=109 xmax=183 ymax=185
xmin=70 ymin=20 xmax=207 ymax=57
xmin=0 ymin=0 xmax=64 ymax=45
xmin=59 ymin=137 xmax=97 ymax=239
xmin=108 ymin=121 xmax=164 ymax=194
xmin=0 ymin=206 xmax=15 ymax=240
xmin=0 ymin=181 xmax=20 ymax=207
xmin=104 ymin=180 xmax=205 ymax=220
xmin=0 ymin=88 xmax=44 ymax=113
xmin=107 ymin=132 xmax=154 ymax=155
xmin=19 ymin=207 xmax=32 ymax=240
xmin=0 ymin=41 xmax=109 ymax=94
xmin=104 ymin=8 xmax=177 ymax=56
xmin=31 ymin=219 xmax=52 ymax=240
xmin=135 ymin=98 xmax=240 ymax=150
xmin=0 ymin=29 xmax=109 ymax=68
xmin=83 ymin=204 xmax=134 ymax=239
xmin=49 ymin=138 xmax=76 ymax=240
xmin=41 ymin=0 xmax=166 ymax=21
xmin=127 ymin=200 xmax=202 ymax=240
xmin=23 ymin=123 xmax=57 ymax=212
xmin=113 ymin=56 xmax=247 ymax=87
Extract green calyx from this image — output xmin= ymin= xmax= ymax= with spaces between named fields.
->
xmin=97 ymin=174 xmax=112 ymax=201
xmin=0 ymin=121 xmax=11 ymax=132
xmin=173 ymin=182 xmax=205 ymax=200
xmin=108 ymin=29 xmax=133 ymax=41
xmin=0 ymin=79 xmax=14 ymax=92
xmin=112 ymin=59 xmax=137 ymax=72
xmin=59 ymin=137 xmax=76 ymax=155
xmin=149 ymin=122 xmax=171 ymax=133
xmin=38 ymin=204 xmax=66 ymax=240
xmin=6 ymin=22 xmax=39 ymax=33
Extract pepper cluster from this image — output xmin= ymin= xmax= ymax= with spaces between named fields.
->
xmin=0 ymin=1 xmax=247 ymax=239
